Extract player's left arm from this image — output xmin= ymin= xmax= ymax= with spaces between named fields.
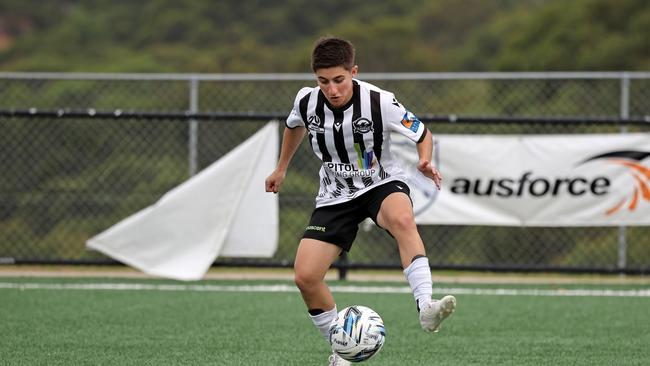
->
xmin=415 ymin=129 xmax=442 ymax=190
xmin=384 ymin=93 xmax=442 ymax=190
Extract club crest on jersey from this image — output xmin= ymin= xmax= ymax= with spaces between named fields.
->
xmin=401 ymin=111 xmax=421 ymax=132
xmin=307 ymin=115 xmax=324 ymax=133
xmin=352 ymin=118 xmax=373 ymax=134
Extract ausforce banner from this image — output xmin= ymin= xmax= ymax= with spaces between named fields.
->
xmin=392 ymin=133 xmax=650 ymax=226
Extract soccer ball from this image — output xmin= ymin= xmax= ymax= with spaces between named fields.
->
xmin=329 ymin=305 xmax=386 ymax=362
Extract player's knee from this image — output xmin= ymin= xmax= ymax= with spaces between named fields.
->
xmin=385 ymin=213 xmax=416 ymax=233
xmin=294 ymin=270 xmax=322 ymax=292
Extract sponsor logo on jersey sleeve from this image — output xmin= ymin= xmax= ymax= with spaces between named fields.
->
xmin=400 ymin=111 xmax=421 ymax=132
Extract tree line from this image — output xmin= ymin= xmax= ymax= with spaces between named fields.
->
xmin=0 ymin=0 xmax=648 ymax=73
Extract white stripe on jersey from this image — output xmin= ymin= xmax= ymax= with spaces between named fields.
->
xmin=286 ymin=79 xmax=426 ymax=207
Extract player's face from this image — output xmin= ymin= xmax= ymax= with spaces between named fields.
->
xmin=315 ymin=65 xmax=358 ymax=108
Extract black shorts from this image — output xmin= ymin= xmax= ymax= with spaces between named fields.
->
xmin=302 ymin=181 xmax=412 ymax=252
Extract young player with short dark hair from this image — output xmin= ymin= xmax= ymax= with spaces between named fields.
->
xmin=265 ymin=36 xmax=456 ymax=366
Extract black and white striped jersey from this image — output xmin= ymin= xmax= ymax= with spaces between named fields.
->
xmin=286 ymin=79 xmax=427 ymax=207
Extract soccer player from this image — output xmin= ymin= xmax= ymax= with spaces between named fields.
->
xmin=265 ymin=36 xmax=456 ymax=365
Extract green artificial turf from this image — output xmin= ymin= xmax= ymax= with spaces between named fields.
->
xmin=1 ymin=278 xmax=648 ymax=365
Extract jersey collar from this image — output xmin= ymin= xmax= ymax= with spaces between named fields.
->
xmin=319 ymin=80 xmax=359 ymax=112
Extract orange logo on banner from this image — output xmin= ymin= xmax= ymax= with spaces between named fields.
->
xmin=604 ymin=159 xmax=650 ymax=216
xmin=580 ymin=151 xmax=650 ymax=216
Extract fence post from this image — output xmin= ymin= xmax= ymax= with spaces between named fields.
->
xmin=188 ymin=77 xmax=199 ymax=177
xmin=617 ymin=73 xmax=630 ymax=272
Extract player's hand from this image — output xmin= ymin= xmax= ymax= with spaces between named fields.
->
xmin=265 ymin=169 xmax=286 ymax=194
xmin=417 ymin=160 xmax=442 ymax=190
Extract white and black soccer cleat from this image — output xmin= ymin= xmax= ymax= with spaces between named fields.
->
xmin=328 ymin=352 xmax=351 ymax=366
xmin=419 ymin=295 xmax=457 ymax=333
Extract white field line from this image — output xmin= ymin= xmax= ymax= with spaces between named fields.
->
xmin=0 ymin=282 xmax=649 ymax=297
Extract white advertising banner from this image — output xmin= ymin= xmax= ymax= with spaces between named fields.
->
xmin=393 ymin=133 xmax=650 ymax=226
xmin=87 ymin=121 xmax=279 ymax=280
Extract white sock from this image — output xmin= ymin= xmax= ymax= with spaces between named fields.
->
xmin=403 ymin=256 xmax=433 ymax=311
xmin=309 ymin=306 xmax=338 ymax=342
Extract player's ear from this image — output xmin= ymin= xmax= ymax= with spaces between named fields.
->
xmin=350 ymin=65 xmax=358 ymax=77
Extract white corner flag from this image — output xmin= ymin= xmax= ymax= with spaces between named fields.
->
xmin=87 ymin=121 xmax=279 ymax=281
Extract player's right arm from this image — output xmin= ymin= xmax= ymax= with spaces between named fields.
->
xmin=266 ymin=87 xmax=313 ymax=193
xmin=265 ymin=126 xmax=306 ymax=193
xmin=266 ymin=87 xmax=312 ymax=193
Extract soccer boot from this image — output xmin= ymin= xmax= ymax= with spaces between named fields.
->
xmin=419 ymin=295 xmax=457 ymax=332
xmin=328 ymin=353 xmax=351 ymax=366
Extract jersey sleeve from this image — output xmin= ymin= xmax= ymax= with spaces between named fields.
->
xmin=285 ymin=87 xmax=312 ymax=129
xmin=383 ymin=93 xmax=427 ymax=143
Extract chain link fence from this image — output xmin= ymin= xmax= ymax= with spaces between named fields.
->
xmin=1 ymin=72 xmax=649 ymax=273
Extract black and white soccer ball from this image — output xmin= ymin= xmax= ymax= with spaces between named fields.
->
xmin=329 ymin=305 xmax=386 ymax=362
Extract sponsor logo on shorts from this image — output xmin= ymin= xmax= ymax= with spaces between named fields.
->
xmin=306 ymin=225 xmax=326 ymax=232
